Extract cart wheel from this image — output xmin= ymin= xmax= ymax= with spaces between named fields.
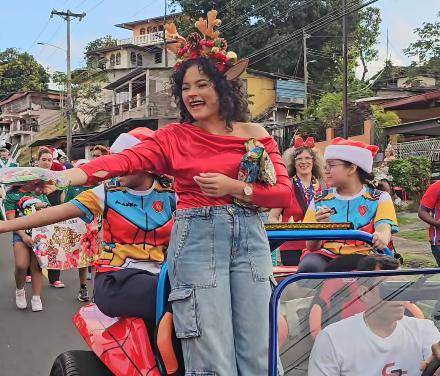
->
xmin=49 ymin=350 xmax=113 ymax=376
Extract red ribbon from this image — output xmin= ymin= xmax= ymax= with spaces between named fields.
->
xmin=293 ymin=136 xmax=315 ymax=149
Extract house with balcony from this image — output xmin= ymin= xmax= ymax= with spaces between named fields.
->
xmin=90 ymin=13 xmax=180 ymax=76
xmin=0 ymin=91 xmax=62 ymax=147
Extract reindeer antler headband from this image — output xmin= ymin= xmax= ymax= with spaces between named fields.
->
xmin=164 ymin=10 xmax=248 ymax=80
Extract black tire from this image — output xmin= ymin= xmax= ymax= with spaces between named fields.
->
xmin=49 ymin=350 xmax=114 ymax=376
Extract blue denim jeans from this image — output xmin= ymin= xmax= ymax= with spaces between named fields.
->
xmin=167 ymin=205 xmax=272 ymax=375
xmin=431 ymin=245 xmax=440 ymax=267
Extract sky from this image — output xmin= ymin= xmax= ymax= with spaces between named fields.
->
xmin=0 ymin=0 xmax=438 ymax=79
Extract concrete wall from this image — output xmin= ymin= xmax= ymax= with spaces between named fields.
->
xmin=314 ymin=119 xmax=374 ymax=155
xmin=242 ymin=73 xmax=276 ymax=119
xmin=397 ymin=76 xmax=437 ymax=88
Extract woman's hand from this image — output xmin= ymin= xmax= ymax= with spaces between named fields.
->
xmin=193 ymin=173 xmax=241 ymax=198
xmin=21 ymin=234 xmax=34 ymax=249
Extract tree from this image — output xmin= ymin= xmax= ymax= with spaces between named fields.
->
xmin=84 ymin=35 xmax=117 ymax=68
xmin=52 ymin=70 xmax=110 ymax=132
xmin=389 ymin=157 xmax=431 ymax=202
xmin=170 ymin=0 xmax=380 ymax=88
xmin=371 ymin=106 xmax=400 ymax=128
xmin=404 ymin=12 xmax=440 ymax=63
xmin=0 ymin=48 xmax=50 ymax=97
xmin=353 ymin=7 xmax=381 ymax=81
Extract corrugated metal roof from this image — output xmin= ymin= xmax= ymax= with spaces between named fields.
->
xmin=276 ymin=80 xmax=305 ymax=102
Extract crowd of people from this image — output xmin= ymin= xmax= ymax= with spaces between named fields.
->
xmin=0 ymin=10 xmax=438 ymax=375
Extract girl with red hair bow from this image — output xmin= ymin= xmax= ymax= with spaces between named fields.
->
xmin=269 ymin=136 xmax=325 ymax=265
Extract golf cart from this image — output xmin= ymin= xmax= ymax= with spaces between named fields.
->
xmin=49 ymin=224 xmax=440 ymax=376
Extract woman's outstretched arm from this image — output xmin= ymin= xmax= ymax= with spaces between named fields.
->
xmin=0 ymin=203 xmax=83 ymax=234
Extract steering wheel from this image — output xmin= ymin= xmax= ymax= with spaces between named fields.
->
xmin=421 ymin=358 xmax=440 ymax=376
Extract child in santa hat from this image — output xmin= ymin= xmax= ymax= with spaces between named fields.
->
xmin=0 ymin=128 xmax=176 ymax=339
xmin=300 ymin=138 xmax=399 ymax=273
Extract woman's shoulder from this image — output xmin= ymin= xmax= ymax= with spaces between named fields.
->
xmin=234 ymin=122 xmax=271 ymax=139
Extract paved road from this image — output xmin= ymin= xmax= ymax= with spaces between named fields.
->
xmin=0 ymin=233 xmax=88 ymax=376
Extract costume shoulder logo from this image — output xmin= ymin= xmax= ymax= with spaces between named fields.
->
xmin=152 ymin=201 xmax=164 ymax=213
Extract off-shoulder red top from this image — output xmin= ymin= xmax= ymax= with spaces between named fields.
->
xmin=80 ymin=123 xmax=292 ymax=210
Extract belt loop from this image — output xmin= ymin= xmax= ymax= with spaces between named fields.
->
xmin=202 ymin=206 xmax=211 ymax=217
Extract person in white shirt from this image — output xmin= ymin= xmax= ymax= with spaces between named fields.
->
xmin=309 ymin=256 xmax=440 ymax=376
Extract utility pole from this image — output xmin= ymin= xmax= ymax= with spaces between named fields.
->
xmin=50 ymin=9 xmax=86 ymax=160
xmin=303 ymin=30 xmax=309 ymax=110
xmin=163 ymin=0 xmax=169 ymax=67
xmin=342 ymin=0 xmax=349 ymax=138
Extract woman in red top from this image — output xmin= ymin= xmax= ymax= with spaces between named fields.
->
xmin=28 ymin=12 xmax=291 ymax=375
xmin=269 ymin=137 xmax=324 ymax=266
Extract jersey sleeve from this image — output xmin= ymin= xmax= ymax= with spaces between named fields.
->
xmin=374 ymin=191 xmax=398 ymax=233
xmin=70 ymin=184 xmax=105 ymax=223
xmin=308 ymin=331 xmax=341 ymax=376
xmin=251 ymin=138 xmax=292 ymax=208
xmin=79 ymin=127 xmax=172 ymax=186
xmin=4 ymin=193 xmax=18 ymax=216
xmin=420 ymin=182 xmax=440 ymax=211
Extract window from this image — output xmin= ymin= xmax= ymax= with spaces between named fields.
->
xmin=154 ymin=51 xmax=163 ymax=64
xmin=146 ymin=27 xmax=151 ymax=33
xmin=130 ymin=52 xmax=137 ymax=65
xmin=110 ymin=54 xmax=115 ymax=66
xmin=151 ymin=26 xmax=157 ymax=33
xmin=158 ymin=25 xmax=164 ymax=31
xmin=137 ymin=53 xmax=143 ymax=66
xmin=115 ymin=52 xmax=121 ymax=65
xmin=140 ymin=27 xmax=146 ymax=35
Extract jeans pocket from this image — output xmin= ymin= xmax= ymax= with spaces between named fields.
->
xmin=172 ymin=218 xmax=191 ymax=259
xmin=168 ymin=287 xmax=200 ymax=339
xmin=246 ymin=217 xmax=272 ymax=282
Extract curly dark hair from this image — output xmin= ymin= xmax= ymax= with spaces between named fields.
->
xmin=171 ymin=57 xmax=250 ymax=131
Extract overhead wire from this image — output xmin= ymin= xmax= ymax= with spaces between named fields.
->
xmin=246 ymin=0 xmax=361 ymax=61
xmin=247 ymin=0 xmax=377 ymax=67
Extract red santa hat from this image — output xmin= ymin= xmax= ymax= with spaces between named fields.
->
xmin=110 ymin=127 xmax=154 ymax=154
xmin=324 ymin=138 xmax=379 ymax=173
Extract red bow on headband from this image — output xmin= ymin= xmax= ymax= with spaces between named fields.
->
xmin=293 ymin=136 xmax=315 ymax=149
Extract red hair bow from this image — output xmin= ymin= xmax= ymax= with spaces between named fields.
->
xmin=293 ymin=136 xmax=315 ymax=149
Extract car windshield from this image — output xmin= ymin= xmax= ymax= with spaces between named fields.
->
xmin=274 ymin=270 xmax=440 ymax=376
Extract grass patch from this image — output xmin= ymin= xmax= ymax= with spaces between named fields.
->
xmin=397 ymin=229 xmax=429 ymax=242
xmin=401 ymin=252 xmax=437 ymax=269
xmin=397 ymin=214 xmax=418 ymax=226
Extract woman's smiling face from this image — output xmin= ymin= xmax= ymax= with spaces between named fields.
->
xmin=181 ymin=64 xmax=220 ymax=122
xmin=294 ymin=149 xmax=314 ymax=176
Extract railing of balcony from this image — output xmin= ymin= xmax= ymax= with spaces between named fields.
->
xmin=117 ymin=32 xmax=164 ymax=46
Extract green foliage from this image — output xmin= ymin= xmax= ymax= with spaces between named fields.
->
xmin=170 ymin=0 xmax=381 ymax=92
xmin=353 ymin=7 xmax=381 ymax=82
xmin=314 ymin=92 xmax=342 ymax=128
xmin=51 ymin=70 xmax=110 ymax=132
xmin=404 ymin=12 xmax=439 ymax=63
xmin=389 ymin=157 xmax=432 ymax=202
xmin=0 ymin=48 xmax=50 ymax=97
xmin=84 ymin=35 xmax=117 ymax=68
xmin=372 ymin=106 xmax=400 ymax=128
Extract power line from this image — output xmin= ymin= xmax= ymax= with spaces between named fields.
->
xmin=27 ymin=16 xmax=52 ymax=51
xmin=247 ymin=0 xmax=377 ymax=66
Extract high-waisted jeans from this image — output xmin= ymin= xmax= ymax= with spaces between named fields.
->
xmin=167 ymin=205 xmax=272 ymax=375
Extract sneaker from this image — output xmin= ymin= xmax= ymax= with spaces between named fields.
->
xmin=77 ymin=286 xmax=90 ymax=302
xmin=50 ymin=280 xmax=65 ymax=288
xmin=31 ymin=296 xmax=43 ymax=312
xmin=15 ymin=289 xmax=27 ymax=309
xmin=25 ymin=275 xmax=32 ymax=283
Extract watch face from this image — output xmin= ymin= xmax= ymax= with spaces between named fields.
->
xmin=244 ymin=184 xmax=253 ymax=196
